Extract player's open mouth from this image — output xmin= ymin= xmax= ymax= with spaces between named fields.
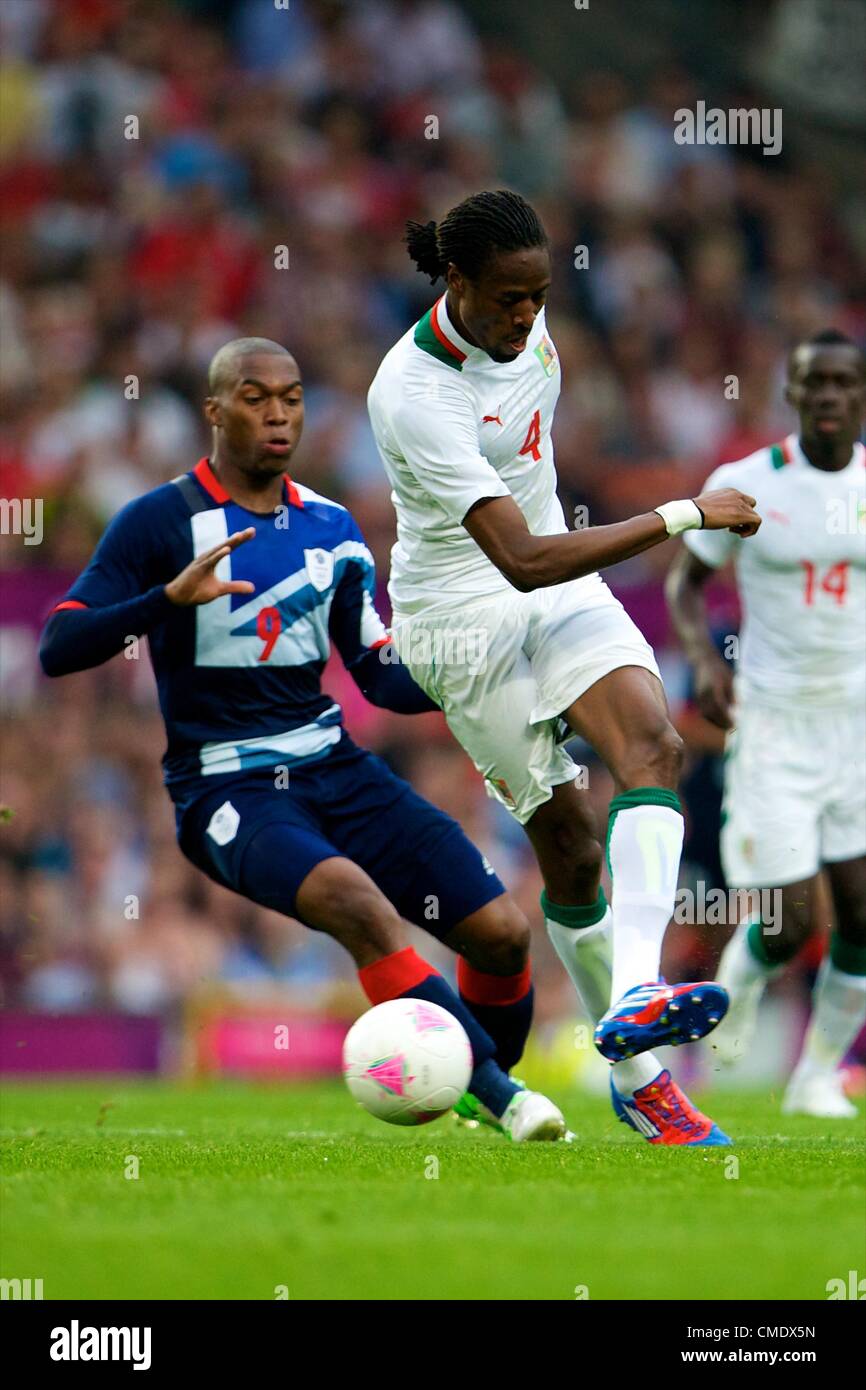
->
xmin=814 ymin=418 xmax=841 ymax=431
xmin=508 ymin=337 xmax=528 ymax=352
xmin=264 ymin=439 xmax=292 ymax=453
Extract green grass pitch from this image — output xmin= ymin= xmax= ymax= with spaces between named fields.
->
xmin=1 ymin=1079 xmax=863 ymax=1301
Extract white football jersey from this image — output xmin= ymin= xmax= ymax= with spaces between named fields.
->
xmin=684 ymin=434 xmax=866 ymax=706
xmin=367 ymin=294 xmax=576 ymax=614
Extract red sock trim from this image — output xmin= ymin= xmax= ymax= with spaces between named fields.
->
xmin=457 ymin=959 xmax=532 ymax=1007
xmin=358 ymin=946 xmax=437 ymax=1005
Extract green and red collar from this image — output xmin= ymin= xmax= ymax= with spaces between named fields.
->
xmin=413 ymin=295 xmax=474 ymax=371
xmin=771 ymin=436 xmax=866 ymax=471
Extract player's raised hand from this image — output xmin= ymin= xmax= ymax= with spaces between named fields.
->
xmin=693 ymin=652 xmax=735 ymax=730
xmin=164 ymin=528 xmax=256 ymax=606
xmin=695 ymin=488 xmax=762 ymax=536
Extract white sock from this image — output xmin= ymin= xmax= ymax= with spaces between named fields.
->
xmin=717 ymin=919 xmax=780 ymax=991
xmin=608 ymin=798 xmax=684 ymax=1001
xmin=612 ymin=1052 xmax=663 ymax=1093
xmin=545 ymin=909 xmax=611 ymax=1022
xmin=545 ymin=904 xmax=662 ymax=1095
xmin=793 ymin=961 xmax=866 ymax=1080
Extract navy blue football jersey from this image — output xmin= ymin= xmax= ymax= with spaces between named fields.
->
xmin=51 ymin=459 xmax=394 ymax=805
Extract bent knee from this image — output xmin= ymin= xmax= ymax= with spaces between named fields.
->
xmin=619 ymin=722 xmax=684 ymax=788
xmin=461 ymin=897 xmax=531 ymax=976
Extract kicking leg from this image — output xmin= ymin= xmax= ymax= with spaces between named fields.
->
xmin=525 ymin=781 xmax=665 ymax=1094
xmin=523 ymin=780 xmax=726 ymax=1143
xmin=784 ymin=857 xmax=866 ymax=1117
xmin=562 ymin=665 xmax=727 ymax=1061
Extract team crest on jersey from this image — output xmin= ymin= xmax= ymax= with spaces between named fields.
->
xmin=206 ymin=800 xmax=240 ymax=846
xmin=304 ymin=547 xmax=334 ymax=592
xmin=534 ymin=335 xmax=557 ymax=377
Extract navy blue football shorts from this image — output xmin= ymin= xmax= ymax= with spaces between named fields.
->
xmin=176 ymin=736 xmax=506 ymax=939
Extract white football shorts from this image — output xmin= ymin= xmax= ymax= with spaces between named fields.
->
xmin=392 ymin=574 xmax=660 ymax=824
xmin=720 ymin=697 xmax=866 ymax=887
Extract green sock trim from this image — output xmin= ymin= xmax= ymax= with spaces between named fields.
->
xmin=541 ymin=886 xmax=607 ymax=929
xmin=830 ymin=934 xmax=866 ymax=976
xmin=608 ymin=787 xmax=683 ymax=816
xmin=604 ymin=786 xmax=683 ymax=875
xmin=746 ymin=918 xmax=797 ymax=967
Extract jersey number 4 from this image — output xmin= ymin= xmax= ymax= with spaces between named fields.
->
xmin=518 ymin=409 xmax=542 ymax=462
xmin=800 ymin=560 xmax=849 ymax=606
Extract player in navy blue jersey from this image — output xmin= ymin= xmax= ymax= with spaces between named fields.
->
xmin=39 ymin=337 xmax=566 ymax=1142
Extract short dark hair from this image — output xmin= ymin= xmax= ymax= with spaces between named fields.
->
xmin=207 ymin=337 xmax=293 ymax=394
xmin=788 ymin=329 xmax=866 ymax=379
xmin=405 ymin=190 xmax=547 ymax=284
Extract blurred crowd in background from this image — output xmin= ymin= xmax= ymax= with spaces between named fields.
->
xmin=1 ymin=0 xmax=862 ymax=1040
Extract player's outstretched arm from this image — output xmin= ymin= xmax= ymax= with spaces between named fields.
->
xmin=462 ymin=488 xmax=760 ymax=594
xmin=665 ymin=548 xmax=735 ymax=730
xmin=326 ymin=524 xmax=439 ymax=714
xmin=348 ymin=645 xmax=440 ymax=714
xmin=40 ymin=528 xmax=256 ymax=677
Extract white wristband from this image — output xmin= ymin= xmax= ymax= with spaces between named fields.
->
xmin=654 ymin=499 xmax=704 ymax=536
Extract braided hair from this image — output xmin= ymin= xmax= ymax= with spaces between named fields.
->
xmin=405 ymin=190 xmax=547 ymax=284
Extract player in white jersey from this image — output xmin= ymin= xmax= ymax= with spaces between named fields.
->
xmin=667 ymin=331 xmax=866 ymax=1118
xmin=368 ymin=190 xmax=762 ymax=1145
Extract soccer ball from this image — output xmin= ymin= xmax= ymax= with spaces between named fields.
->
xmin=342 ymin=999 xmax=473 ymax=1126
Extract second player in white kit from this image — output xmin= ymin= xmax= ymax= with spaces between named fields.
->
xmin=668 ymin=331 xmax=866 ymax=1118
xmin=685 ymin=430 xmax=865 ymax=889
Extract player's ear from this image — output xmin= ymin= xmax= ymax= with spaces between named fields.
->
xmin=204 ymin=396 xmax=221 ymax=427
xmin=445 ymin=263 xmax=464 ymax=297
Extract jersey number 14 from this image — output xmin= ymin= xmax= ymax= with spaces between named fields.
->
xmin=800 ymin=560 xmax=849 ymax=606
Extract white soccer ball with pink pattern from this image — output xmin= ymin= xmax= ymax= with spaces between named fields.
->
xmin=342 ymin=998 xmax=473 ymax=1125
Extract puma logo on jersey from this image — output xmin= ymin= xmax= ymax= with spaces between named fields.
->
xmin=482 ymin=410 xmax=503 ymax=427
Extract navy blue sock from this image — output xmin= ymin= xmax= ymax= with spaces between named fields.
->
xmin=469 ymin=1057 xmax=522 ymax=1118
xmin=457 ymin=960 xmax=534 ymax=1073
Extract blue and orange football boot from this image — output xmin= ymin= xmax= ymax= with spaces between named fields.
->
xmin=594 ymin=979 xmax=728 ymax=1061
xmin=611 ymin=1068 xmax=732 ymax=1146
